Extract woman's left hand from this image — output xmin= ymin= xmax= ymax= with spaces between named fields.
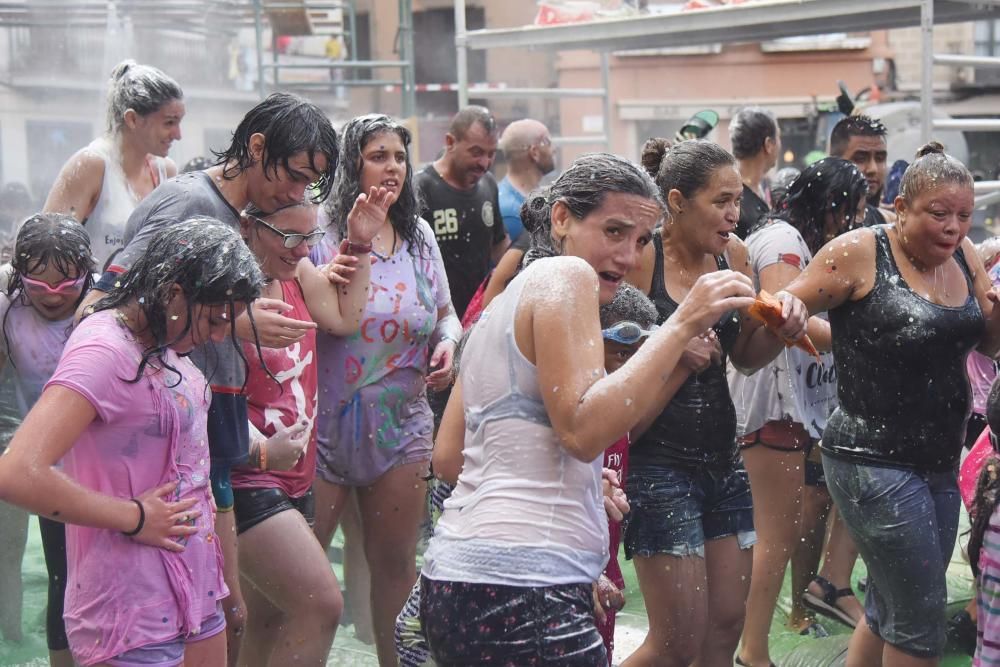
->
xmin=774 ymin=290 xmax=809 ymax=341
xmin=592 ymin=574 xmax=626 ymax=625
xmin=346 ymin=186 xmax=394 ymax=245
xmin=601 ymin=468 xmax=629 ymax=522
xmin=323 ymin=249 xmax=360 ymax=285
xmin=426 ymin=339 xmax=456 ymax=392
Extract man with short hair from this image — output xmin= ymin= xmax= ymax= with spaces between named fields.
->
xmin=415 ymin=105 xmax=508 ymax=321
xmin=497 ymin=118 xmax=555 ymax=243
xmin=829 ymin=114 xmax=895 ymax=225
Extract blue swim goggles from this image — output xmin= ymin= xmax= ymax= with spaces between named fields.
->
xmin=601 ymin=321 xmax=659 ymax=345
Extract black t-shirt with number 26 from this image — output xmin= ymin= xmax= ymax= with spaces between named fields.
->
xmin=415 ymin=164 xmax=505 ymax=319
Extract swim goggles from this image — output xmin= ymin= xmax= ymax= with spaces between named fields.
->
xmin=21 ymin=273 xmax=86 ymax=296
xmin=601 ymin=321 xmax=658 ymax=345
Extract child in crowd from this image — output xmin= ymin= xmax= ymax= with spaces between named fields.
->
xmin=595 ymin=282 xmax=659 ymax=664
xmin=0 ymin=213 xmax=95 ymax=666
xmin=0 ymin=219 xmax=264 ymax=667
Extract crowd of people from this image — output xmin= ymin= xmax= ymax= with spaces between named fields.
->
xmin=0 ymin=57 xmax=996 ymax=667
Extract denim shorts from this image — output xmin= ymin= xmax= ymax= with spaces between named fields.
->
xmin=623 ymin=460 xmax=756 ymax=559
xmin=419 ymin=576 xmax=606 ymax=666
xmin=822 ymin=453 xmax=960 ymax=657
xmin=104 ymin=603 xmax=226 ymax=667
xmin=232 ymin=486 xmax=315 ymax=535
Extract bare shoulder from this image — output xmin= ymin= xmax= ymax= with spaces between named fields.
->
xmin=164 ymin=157 xmax=179 ymax=179
xmin=522 ymin=256 xmax=598 ymax=308
xmin=725 ymin=235 xmax=751 ymax=274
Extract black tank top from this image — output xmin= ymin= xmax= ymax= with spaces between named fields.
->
xmin=630 ymin=232 xmax=742 ymax=470
xmin=822 ymin=225 xmax=985 ymax=471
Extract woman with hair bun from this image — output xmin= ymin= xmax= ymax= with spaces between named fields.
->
xmin=622 ymin=138 xmax=807 ymax=667
xmin=418 ymin=151 xmax=805 ymax=665
xmin=785 ymin=142 xmax=1000 ymax=666
xmin=44 ymin=59 xmax=184 ymax=268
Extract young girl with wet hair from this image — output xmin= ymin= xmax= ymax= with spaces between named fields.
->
xmin=622 ymin=139 xmax=805 ymax=667
xmin=419 ymin=151 xmax=805 ymax=664
xmin=0 ymin=218 xmax=263 ymax=667
xmin=0 ymin=213 xmax=95 ymax=666
xmin=732 ymin=158 xmax=868 ymax=665
xmin=311 ymin=113 xmax=459 ymax=663
xmin=44 ymin=60 xmax=184 ymax=268
xmin=785 ymin=142 xmax=1000 ymax=666
xmin=230 ymin=185 xmax=384 ymax=666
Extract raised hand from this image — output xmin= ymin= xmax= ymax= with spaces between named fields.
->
xmin=346 ymin=186 xmax=394 ymax=245
xmin=322 ymin=249 xmax=360 ymax=286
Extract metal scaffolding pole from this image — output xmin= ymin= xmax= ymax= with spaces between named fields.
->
xmin=253 ymin=0 xmax=266 ymax=98
xmin=455 ymin=0 xmax=468 ymax=108
xmin=398 ymin=0 xmax=415 ymax=118
xmin=920 ymin=0 xmax=933 ymax=142
xmin=600 ymin=51 xmax=612 ymax=150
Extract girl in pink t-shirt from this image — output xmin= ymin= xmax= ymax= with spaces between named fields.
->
xmin=0 ymin=218 xmax=264 ymax=667
xmin=229 ymin=190 xmax=385 ymax=664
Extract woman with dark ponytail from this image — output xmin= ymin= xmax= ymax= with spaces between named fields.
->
xmin=418 ymin=152 xmax=806 ymax=664
xmin=785 ymin=142 xmax=1000 ymax=666
xmin=732 ymin=158 xmax=868 ymax=665
xmin=620 ymin=139 xmax=807 ymax=667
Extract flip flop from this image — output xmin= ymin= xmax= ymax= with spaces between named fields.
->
xmin=802 ymin=575 xmax=858 ymax=628
xmin=734 ymin=656 xmax=777 ymax=667
xmin=798 ymin=621 xmax=830 ymax=638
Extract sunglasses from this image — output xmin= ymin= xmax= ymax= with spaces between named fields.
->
xmin=21 ymin=273 xmax=86 ymax=296
xmin=251 ymin=215 xmax=325 ymax=249
xmin=601 ymin=321 xmax=659 ymax=345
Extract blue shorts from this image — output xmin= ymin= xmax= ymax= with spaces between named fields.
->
xmin=623 ymin=460 xmax=756 ymax=559
xmin=104 ymin=603 xmax=226 ymax=667
xmin=822 ymin=454 xmax=959 ymax=657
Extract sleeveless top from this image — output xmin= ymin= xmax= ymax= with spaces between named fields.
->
xmin=822 ymin=225 xmax=985 ymax=471
xmin=85 ymin=137 xmax=167 ymax=269
xmin=231 ymin=279 xmax=318 ymax=498
xmin=423 ymin=257 xmax=609 ymax=587
xmin=630 ymin=233 xmax=742 ymax=470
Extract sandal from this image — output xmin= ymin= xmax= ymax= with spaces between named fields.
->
xmin=798 ymin=621 xmax=830 ymax=638
xmin=802 ymin=575 xmax=858 ymax=628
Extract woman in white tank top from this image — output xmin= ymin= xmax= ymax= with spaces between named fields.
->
xmin=418 ymin=152 xmax=809 ymax=665
xmin=44 ymin=60 xmax=184 ymax=270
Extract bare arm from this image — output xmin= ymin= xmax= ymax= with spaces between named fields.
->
xmin=491 ymin=235 xmax=511 ymax=266
xmin=961 ymin=236 xmax=1000 ymax=357
xmin=43 ymin=149 xmax=105 ymax=223
xmin=524 ymin=258 xmax=756 ymax=463
xmin=758 ymin=261 xmax=832 ymax=352
xmin=481 ymin=248 xmax=524 ymax=309
xmin=784 ymin=227 xmax=876 ymax=317
xmin=298 ymin=251 xmax=371 ymax=336
xmin=728 ymin=237 xmax=809 ymax=373
xmin=431 ymin=378 xmax=466 ymax=485
xmin=0 ymin=386 xmax=199 ymax=550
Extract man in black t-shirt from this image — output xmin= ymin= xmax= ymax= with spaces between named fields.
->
xmin=829 ymin=114 xmax=895 ymax=226
xmin=415 ymin=106 xmax=509 ymax=320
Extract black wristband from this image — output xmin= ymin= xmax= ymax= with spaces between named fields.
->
xmin=122 ymin=498 xmax=145 ymax=537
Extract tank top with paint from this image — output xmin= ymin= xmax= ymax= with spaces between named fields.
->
xmin=231 ymin=279 xmax=318 ymax=498
xmin=84 ymin=137 xmax=167 ymax=269
xmin=822 ymin=225 xmax=984 ymax=472
xmin=630 ymin=232 xmax=742 ymax=470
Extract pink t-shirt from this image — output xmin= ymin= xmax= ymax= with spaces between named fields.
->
xmin=47 ymin=310 xmax=225 ymax=667
xmin=231 ymin=279 xmax=318 ymax=498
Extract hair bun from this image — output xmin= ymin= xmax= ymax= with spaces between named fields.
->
xmin=520 ymin=190 xmax=551 ymax=234
xmin=640 ymin=137 xmax=671 ymax=178
xmin=916 ymin=141 xmax=946 ymax=159
xmin=109 ymin=59 xmax=137 ymax=81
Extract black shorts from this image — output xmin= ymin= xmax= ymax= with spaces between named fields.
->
xmin=232 ymin=487 xmax=315 ymax=535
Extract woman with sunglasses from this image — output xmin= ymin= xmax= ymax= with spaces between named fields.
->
xmin=418 ymin=152 xmax=805 ymax=665
xmin=309 ymin=114 xmax=461 ymax=664
xmin=229 ymin=188 xmax=387 ymax=666
xmin=0 ymin=213 xmax=94 ymax=666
